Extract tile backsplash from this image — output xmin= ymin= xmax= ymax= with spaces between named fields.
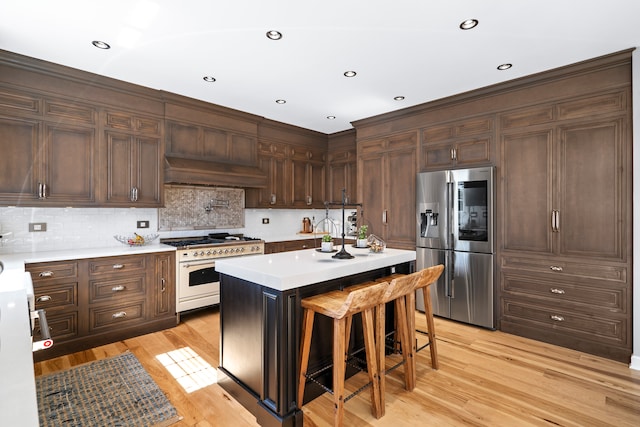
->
xmin=0 ymin=203 xmax=346 ymax=254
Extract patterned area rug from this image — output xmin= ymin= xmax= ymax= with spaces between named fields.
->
xmin=36 ymin=352 xmax=181 ymax=427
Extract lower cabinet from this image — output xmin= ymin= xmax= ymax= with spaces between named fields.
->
xmin=265 ymin=238 xmax=355 ymax=254
xmin=28 ymin=251 xmax=176 ymax=361
xmin=499 ymin=255 xmax=631 ymax=362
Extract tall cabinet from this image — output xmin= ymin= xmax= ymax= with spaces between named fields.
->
xmin=357 ymin=132 xmax=417 ymax=249
xmin=498 ymin=90 xmax=632 ymax=361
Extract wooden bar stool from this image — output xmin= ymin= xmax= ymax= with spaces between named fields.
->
xmin=410 ymin=265 xmax=444 ymax=372
xmin=297 ymin=281 xmax=390 ymax=426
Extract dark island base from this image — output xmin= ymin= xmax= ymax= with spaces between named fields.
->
xmin=217 ymin=261 xmax=414 ymax=427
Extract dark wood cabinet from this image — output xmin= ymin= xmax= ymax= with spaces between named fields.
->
xmin=327 ymin=130 xmax=357 ymax=204
xmin=420 ymin=115 xmax=494 ymax=171
xmin=290 ymin=145 xmax=326 ymax=207
xmin=498 ymin=90 xmax=632 ymax=362
xmin=103 ymin=110 xmax=163 ymax=206
xmin=0 ymin=88 xmax=98 ymax=206
xmin=30 ymin=252 xmax=177 ymax=361
xmin=358 ymin=132 xmax=417 ymax=249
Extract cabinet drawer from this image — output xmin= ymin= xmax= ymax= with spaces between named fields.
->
xmin=88 ymin=255 xmax=146 ymax=276
xmin=34 ymin=282 xmax=78 ymax=309
xmin=500 ymin=256 xmax=627 ymax=283
xmin=501 ymin=273 xmax=627 ymax=313
xmin=27 ymin=262 xmax=78 ymax=281
xmin=89 ymin=275 xmax=146 ymax=303
xmin=35 ymin=311 xmax=78 ymax=341
xmin=89 ymin=301 xmax=145 ymax=330
xmin=501 ymin=298 xmax=627 ymax=346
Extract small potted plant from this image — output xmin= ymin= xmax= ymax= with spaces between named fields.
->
xmin=321 ymin=234 xmax=333 ymax=252
xmin=357 ymin=225 xmax=368 ymax=248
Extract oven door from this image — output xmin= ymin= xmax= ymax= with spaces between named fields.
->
xmin=178 ymin=258 xmax=220 ymax=312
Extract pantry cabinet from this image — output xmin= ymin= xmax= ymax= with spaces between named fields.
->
xmin=357 ymin=132 xmax=417 ymax=249
xmin=498 ymin=90 xmax=632 ymax=362
xmin=29 ymin=251 xmax=176 ymax=361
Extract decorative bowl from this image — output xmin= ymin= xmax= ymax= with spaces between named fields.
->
xmin=114 ymin=233 xmax=159 ymax=246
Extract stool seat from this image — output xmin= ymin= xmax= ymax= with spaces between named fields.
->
xmin=298 ymin=280 xmax=390 ymax=426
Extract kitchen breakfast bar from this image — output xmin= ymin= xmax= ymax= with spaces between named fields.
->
xmin=215 ymin=247 xmax=415 ymax=427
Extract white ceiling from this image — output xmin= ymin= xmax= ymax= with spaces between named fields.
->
xmin=1 ymin=1 xmax=639 ymax=134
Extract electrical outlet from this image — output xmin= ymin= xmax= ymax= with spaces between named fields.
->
xmin=29 ymin=222 xmax=47 ymax=232
xmin=137 ymin=220 xmax=150 ymax=229
xmin=262 ymin=218 xmax=270 ymax=224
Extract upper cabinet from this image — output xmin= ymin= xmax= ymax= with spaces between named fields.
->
xmin=246 ymin=120 xmax=328 ymax=209
xmin=420 ymin=115 xmax=495 ymax=170
xmin=0 ymin=88 xmax=98 ymax=206
xmin=104 ymin=110 xmax=163 ymax=207
xmin=327 ymin=130 xmax=357 ymax=205
xmin=0 ymin=52 xmax=166 ymax=208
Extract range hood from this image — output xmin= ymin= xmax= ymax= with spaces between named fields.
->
xmin=164 ymin=156 xmax=267 ymax=188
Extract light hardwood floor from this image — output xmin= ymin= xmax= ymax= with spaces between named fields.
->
xmin=35 ymin=307 xmax=640 ymax=426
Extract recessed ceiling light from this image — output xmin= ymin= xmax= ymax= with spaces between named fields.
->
xmin=203 ymin=76 xmax=216 ymax=82
xmin=394 ymin=96 xmax=405 ymax=101
xmin=327 ymin=116 xmax=336 ymax=120
xmin=92 ymin=40 xmax=110 ymax=49
xmin=343 ymin=71 xmax=357 ymax=77
xmin=275 ymin=99 xmax=286 ymax=104
xmin=459 ymin=19 xmax=479 ymax=30
xmin=266 ymin=30 xmax=282 ymax=40
xmin=497 ymin=63 xmax=513 ymax=70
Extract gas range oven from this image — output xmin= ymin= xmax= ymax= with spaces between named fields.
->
xmin=161 ymin=233 xmax=264 ymax=314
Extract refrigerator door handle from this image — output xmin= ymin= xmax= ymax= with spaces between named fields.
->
xmin=448 ymin=252 xmax=455 ymax=299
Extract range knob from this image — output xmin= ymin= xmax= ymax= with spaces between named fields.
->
xmin=206 ymin=250 xmax=212 ymax=255
xmin=224 ymin=249 xmax=229 ymax=254
xmin=200 ymin=251 xmax=205 ymax=256
xmin=240 ymin=247 xmax=245 ymax=252
xmin=193 ymin=251 xmax=199 ymax=257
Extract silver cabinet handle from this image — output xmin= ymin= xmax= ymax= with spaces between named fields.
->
xmin=37 ymin=295 xmax=52 ymax=302
xmin=550 ymin=315 xmax=565 ymax=322
xmin=555 ymin=210 xmax=560 ymax=232
xmin=37 ymin=182 xmax=48 ymax=199
xmin=111 ymin=285 xmax=126 ymax=292
xmin=270 ymin=193 xmax=276 ymax=205
xmin=39 ymin=271 xmax=54 ymax=277
xmin=112 ymin=264 xmax=124 ymax=269
xmin=382 ymin=210 xmax=388 ymax=224
xmin=551 ymin=210 xmax=560 ymax=232
xmin=550 ymin=288 xmax=565 ymax=294
xmin=161 ymin=278 xmax=166 ymax=292
xmin=112 ymin=311 xmax=127 ymax=319
xmin=306 ymin=195 xmax=312 ymax=205
xmin=549 ymin=265 xmax=563 ymax=272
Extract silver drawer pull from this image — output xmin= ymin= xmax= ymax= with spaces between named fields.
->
xmin=36 ymin=295 xmax=52 ymax=302
xmin=550 ymin=288 xmax=565 ymax=294
xmin=112 ymin=311 xmax=127 ymax=319
xmin=111 ymin=285 xmax=126 ymax=292
xmin=112 ymin=264 xmax=124 ymax=269
xmin=550 ymin=315 xmax=565 ymax=322
xmin=549 ymin=265 xmax=563 ymax=272
xmin=39 ymin=271 xmax=54 ymax=277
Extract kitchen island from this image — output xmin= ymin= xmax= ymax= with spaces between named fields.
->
xmin=215 ymin=247 xmax=415 ymax=427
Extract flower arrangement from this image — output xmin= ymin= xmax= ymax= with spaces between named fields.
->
xmin=357 ymin=225 xmax=368 ymax=239
xmin=322 ymin=234 xmax=333 ymax=242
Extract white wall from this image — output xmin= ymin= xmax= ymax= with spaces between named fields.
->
xmin=630 ymin=48 xmax=639 ymax=370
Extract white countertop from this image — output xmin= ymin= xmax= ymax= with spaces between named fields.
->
xmin=215 ymin=247 xmax=415 ymax=291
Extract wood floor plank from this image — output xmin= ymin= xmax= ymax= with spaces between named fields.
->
xmin=34 ymin=307 xmax=640 ymax=426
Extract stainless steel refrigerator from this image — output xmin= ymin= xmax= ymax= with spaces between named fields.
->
xmin=416 ymin=166 xmax=495 ymax=329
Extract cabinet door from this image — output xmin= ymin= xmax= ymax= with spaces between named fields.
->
xmin=557 ymin=118 xmax=626 ymax=260
xmin=43 ymin=123 xmax=96 ymax=204
xmin=500 ymin=128 xmax=554 ymax=254
xmin=308 ymin=161 xmax=326 ymax=207
xmin=0 ymin=116 xmax=40 ymax=203
xmin=106 ymin=132 xmax=162 ymax=206
xmin=134 ymin=136 xmax=162 ymax=206
xmin=153 ymin=253 xmax=175 ymax=318
xmin=385 ymin=147 xmax=416 ymax=248
xmin=359 ymin=152 xmax=385 ymax=240
xmin=290 ymin=156 xmax=308 ymax=207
